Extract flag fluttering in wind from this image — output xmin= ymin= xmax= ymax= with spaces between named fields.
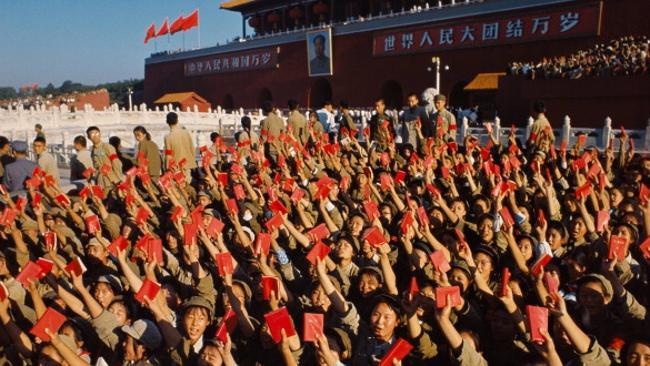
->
xmin=156 ymin=19 xmax=169 ymax=37
xmin=182 ymin=9 xmax=199 ymax=31
xmin=170 ymin=15 xmax=185 ymax=35
xmin=144 ymin=23 xmax=156 ymax=44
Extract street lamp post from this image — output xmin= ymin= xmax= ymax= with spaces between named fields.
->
xmin=431 ymin=56 xmax=440 ymax=92
xmin=127 ymin=87 xmax=133 ymax=111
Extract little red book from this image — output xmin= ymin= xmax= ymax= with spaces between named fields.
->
xmin=82 ymin=167 xmax=95 ymax=179
xmin=264 ymin=307 xmax=296 ymax=343
xmin=31 ymin=192 xmax=43 ymax=208
xmin=29 ymin=307 xmax=66 ymax=342
xmin=394 ymin=170 xmax=407 ymax=184
xmin=233 ymin=184 xmax=246 ymax=200
xmin=55 ymin=194 xmax=71 ymax=207
xmin=596 ymin=210 xmax=610 ymax=233
xmin=265 ymin=214 xmax=284 ymax=232
xmin=380 ymin=174 xmax=392 ymax=190
xmin=16 ymin=261 xmax=43 ymax=288
xmin=226 ymin=199 xmax=239 ymax=215
xmin=609 ymin=235 xmax=629 ymax=261
xmin=43 ymin=231 xmax=57 ymax=251
xmin=640 ymin=184 xmax=650 ymax=205
xmin=364 ymin=201 xmax=380 ymax=222
xmin=170 ymin=206 xmax=184 ymax=222
xmin=206 ymin=218 xmax=225 ymax=239
xmin=306 ymin=242 xmax=331 ymax=266
xmin=255 ymin=232 xmax=272 ymax=257
xmin=302 ymin=313 xmax=324 ymax=342
xmin=269 ymin=200 xmax=288 ymax=215
xmin=36 ymin=258 xmax=54 ymax=279
xmin=215 ymin=309 xmax=238 ymax=343
xmin=215 ymin=252 xmax=234 ymax=276
xmin=499 ymin=207 xmax=515 ymax=229
xmin=135 ymin=279 xmax=161 ymax=304
xmin=85 ymin=215 xmax=101 ymax=234
xmin=364 ymin=226 xmax=387 ymax=248
xmin=530 ymin=254 xmax=553 ymax=276
xmin=146 ymin=238 xmax=163 ymax=264
xmin=435 ymin=286 xmax=461 ymax=309
xmin=575 ymin=182 xmax=592 ymax=200
xmin=217 ymin=173 xmax=229 ymax=186
xmin=135 ymin=207 xmax=150 ymax=225
xmin=307 ymin=224 xmax=330 ymax=243
xmin=261 ymin=276 xmax=279 ymax=300
xmin=183 ymin=223 xmax=198 ymax=246
xmin=379 ymin=338 xmax=414 ymax=366
xmin=526 ymin=305 xmax=549 ymax=343
xmin=544 ymin=272 xmax=560 ymax=302
xmin=639 ymin=237 xmax=650 ymax=259
xmin=65 ymin=257 xmax=87 ymax=277
xmin=408 ymin=277 xmax=420 ymax=298
xmin=417 ymin=206 xmax=429 ymax=226
xmin=0 ymin=207 xmax=18 ymax=227
xmin=107 ymin=236 xmax=129 ymax=257
xmin=429 ymin=251 xmax=451 ymax=273
xmin=400 ymin=212 xmax=414 ymax=234
xmin=190 ymin=206 xmax=204 ymax=228
xmin=501 ymin=267 xmax=511 ymax=297
xmin=0 ymin=282 xmax=7 ymax=301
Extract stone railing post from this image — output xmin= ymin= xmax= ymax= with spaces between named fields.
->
xmin=525 ymin=116 xmax=534 ymax=140
xmin=562 ymin=115 xmax=571 ymax=145
xmin=602 ymin=116 xmax=612 ymax=150
xmin=494 ymin=116 xmax=501 ymax=142
xmin=460 ymin=116 xmax=468 ymax=142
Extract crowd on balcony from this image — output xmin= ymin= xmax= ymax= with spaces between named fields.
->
xmin=507 ymin=35 xmax=649 ymax=80
xmin=0 ymin=96 xmax=648 ymax=366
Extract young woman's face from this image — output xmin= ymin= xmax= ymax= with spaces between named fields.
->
xmin=449 ymin=268 xmax=471 ymax=292
xmin=108 ymin=302 xmax=129 ymax=326
xmin=183 ymin=307 xmax=210 ymax=343
xmin=370 ymin=302 xmax=398 ymax=342
xmin=358 ymin=273 xmax=381 ymax=297
xmin=474 ymin=252 xmax=493 ymax=279
xmin=336 ymin=240 xmax=354 ymax=261
xmin=578 ymin=281 xmax=609 ymax=316
xmin=93 ymin=283 xmax=115 ymax=308
xmin=547 ymin=228 xmax=565 ymax=250
xmin=517 ymin=238 xmax=534 ymax=262
xmin=626 ymin=342 xmax=650 ymax=366
xmin=134 ymin=131 xmax=145 ymax=142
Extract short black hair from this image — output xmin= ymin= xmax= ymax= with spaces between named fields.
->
xmin=339 ymin=100 xmax=349 ymax=109
xmin=210 ymin=132 xmax=220 ymax=142
xmin=322 ymin=100 xmax=332 ymax=107
xmin=313 ymin=34 xmax=325 ymax=45
xmin=407 ymin=92 xmax=418 ymax=99
xmin=73 ymin=135 xmax=87 ymax=147
xmin=108 ymin=136 xmax=121 ymax=148
xmin=86 ymin=126 xmax=100 ymax=136
xmin=34 ymin=123 xmax=43 ymax=130
xmin=532 ymin=100 xmax=546 ymax=114
xmin=240 ymin=116 xmax=251 ymax=130
xmin=166 ymin=112 xmax=178 ymax=125
xmin=262 ymin=101 xmax=274 ymax=115
xmin=288 ymin=99 xmax=299 ymax=111
xmin=33 ymin=136 xmax=46 ymax=144
xmin=0 ymin=136 xmax=10 ymax=149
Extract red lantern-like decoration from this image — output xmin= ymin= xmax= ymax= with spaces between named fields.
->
xmin=312 ymin=1 xmax=329 ymax=22
xmin=288 ymin=6 xmax=303 ymax=27
xmin=248 ymin=15 xmax=260 ymax=29
xmin=266 ymin=11 xmax=280 ymax=24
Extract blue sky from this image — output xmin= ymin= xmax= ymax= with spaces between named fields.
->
xmin=0 ymin=0 xmax=245 ymax=89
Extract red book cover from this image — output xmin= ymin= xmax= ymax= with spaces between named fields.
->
xmin=530 ymin=254 xmax=553 ymax=276
xmin=364 ymin=226 xmax=387 ymax=248
xmin=500 ymin=207 xmax=515 ymax=229
xmin=125 ymin=193 xmax=136 ymax=206
xmin=575 ymin=182 xmax=592 ymax=200
xmin=441 ymin=166 xmax=450 ymax=180
xmin=380 ymin=152 xmax=390 ymax=166
xmin=82 ymin=167 xmax=95 ymax=179
xmin=429 ymin=251 xmax=451 ymax=273
xmin=596 ymin=210 xmax=610 ymax=233
xmin=217 ymin=172 xmax=229 ymax=186
xmin=206 ymin=218 xmax=225 ymax=238
xmin=43 ymin=231 xmax=57 ymax=251
xmin=501 ymin=267 xmax=511 ymax=297
xmin=170 ymin=206 xmax=184 ymax=222
xmin=543 ymin=272 xmax=560 ymax=302
xmin=31 ymin=192 xmax=43 ymax=208
xmin=29 ymin=307 xmax=66 ymax=342
xmin=164 ymin=149 xmax=173 ymax=156
xmin=526 ymin=305 xmax=549 ymax=343
xmin=394 ymin=170 xmax=407 ymax=184
xmin=537 ymin=209 xmax=546 ymax=227
xmin=14 ymin=196 xmax=27 ymax=212
xmin=577 ymin=134 xmax=587 ymax=146
xmin=639 ymin=237 xmax=650 ymax=259
xmin=107 ymin=236 xmax=129 ymax=257
xmin=146 ymin=238 xmax=163 ymax=264
xmin=316 ymin=184 xmax=331 ymax=200
xmin=408 ymin=277 xmax=420 ymax=297
xmin=455 ymin=228 xmax=465 ymax=243
xmin=435 ymin=286 xmax=461 ymax=309
xmin=306 ymin=242 xmax=331 ymax=265
xmin=0 ymin=282 xmax=7 ymax=301
xmin=233 ymin=184 xmax=246 ymax=200
xmin=269 ymin=200 xmax=288 ymax=215
xmin=307 ymin=224 xmax=330 ymax=243
xmin=0 ymin=207 xmax=18 ymax=226
xmin=183 ymin=223 xmax=198 ymax=246
xmin=215 ymin=309 xmax=238 ymax=343
xmin=117 ymin=180 xmax=132 ymax=192
xmin=640 ymin=184 xmax=650 ymax=205
xmin=190 ymin=206 xmax=204 ymax=227
xmin=55 ymin=194 xmax=71 ymax=207
xmin=91 ymin=185 xmax=105 ymax=200
xmin=79 ymin=187 xmax=90 ymax=199
xmin=264 ymin=214 xmax=284 ymax=232
xmin=255 ymin=232 xmax=272 ymax=257
xmin=380 ymin=174 xmax=392 ymax=190
xmin=588 ymin=162 xmax=601 ymax=178
xmin=85 ymin=215 xmax=101 ymax=234
xmin=135 ymin=207 xmax=150 ymax=225
xmin=364 ymin=201 xmax=380 ymax=221
xmin=303 ymin=313 xmax=324 ymax=342
xmin=135 ymin=279 xmax=161 ymax=304
xmin=215 ymin=252 xmax=234 ymax=276
xmin=608 ymin=235 xmax=629 ymax=261
xmin=264 ymin=307 xmax=296 ymax=343
xmin=339 ymin=176 xmax=350 ymax=191
xmin=509 ymin=155 xmax=521 ymax=170
xmin=25 ymin=176 xmax=41 ymax=189
xmin=417 ymin=206 xmax=429 ymax=226
xmin=172 ymin=171 xmax=184 ymax=184
xmin=32 ymin=166 xmax=45 ymax=178
xmin=400 ymin=212 xmax=414 ymax=234
xmin=35 ymin=258 xmax=54 ymax=279
xmin=64 ymin=257 xmax=87 ymax=277
xmin=126 ymin=167 xmax=138 ymax=177
xmin=100 ymin=163 xmax=111 ymax=176
xmin=261 ymin=276 xmax=279 ymax=300
xmin=379 ymin=338 xmax=414 ymax=366
xmin=16 ymin=261 xmax=43 ymax=288
xmin=226 ymin=199 xmax=239 ymax=215
xmin=199 ymin=145 xmax=209 ymax=153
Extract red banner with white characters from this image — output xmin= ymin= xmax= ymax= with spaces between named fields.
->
xmin=184 ymin=47 xmax=280 ymax=76
xmin=373 ymin=2 xmax=602 ymax=56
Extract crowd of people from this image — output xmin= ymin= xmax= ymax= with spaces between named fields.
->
xmin=0 ymin=95 xmax=648 ymax=366
xmin=507 ymin=35 xmax=649 ymax=80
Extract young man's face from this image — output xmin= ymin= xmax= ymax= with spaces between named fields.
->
xmin=434 ymin=99 xmax=446 ymax=111
xmin=87 ymin=130 xmax=101 ymax=145
xmin=374 ymin=101 xmax=385 ymax=114
xmin=33 ymin=141 xmax=46 ymax=155
xmin=408 ymin=95 xmax=419 ymax=108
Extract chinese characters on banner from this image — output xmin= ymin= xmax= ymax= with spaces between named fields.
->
xmin=373 ymin=2 xmax=602 ymax=56
xmin=185 ymin=47 xmax=280 ymax=76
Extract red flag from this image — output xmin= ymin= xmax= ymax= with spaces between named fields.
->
xmin=182 ymin=9 xmax=199 ymax=31
xmin=170 ymin=15 xmax=185 ymax=34
xmin=144 ymin=23 xmax=156 ymax=44
xmin=156 ymin=19 xmax=169 ymax=37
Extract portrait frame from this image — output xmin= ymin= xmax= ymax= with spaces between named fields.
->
xmin=306 ymin=28 xmax=333 ymax=77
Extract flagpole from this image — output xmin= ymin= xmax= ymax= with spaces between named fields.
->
xmin=197 ymin=9 xmax=201 ymax=49
xmin=183 ymin=31 xmax=185 ymax=51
